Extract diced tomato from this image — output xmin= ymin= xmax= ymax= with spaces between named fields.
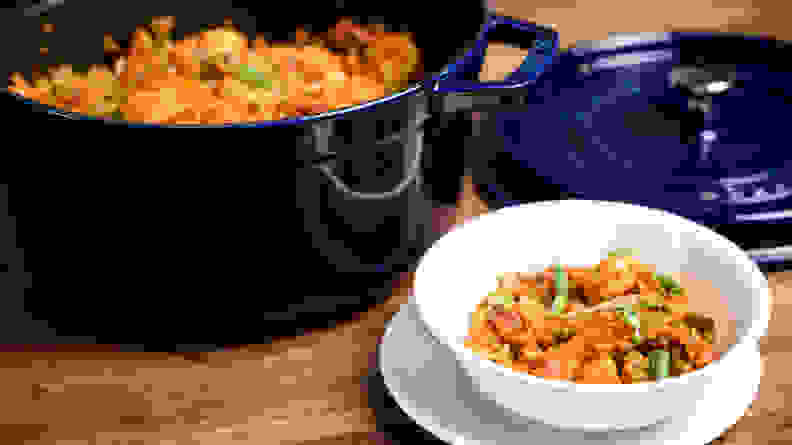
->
xmin=535 ymin=358 xmax=564 ymax=380
xmin=695 ymin=350 xmax=719 ymax=367
xmin=332 ymin=19 xmax=375 ymax=43
xmin=493 ymin=310 xmax=523 ymax=335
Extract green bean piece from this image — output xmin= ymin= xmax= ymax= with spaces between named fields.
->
xmin=655 ymin=273 xmax=682 ymax=296
xmin=551 ymin=264 xmax=568 ymax=314
xmin=615 ymin=306 xmax=643 ymax=342
xmin=649 ymin=349 xmax=671 ymax=380
xmin=607 ymin=248 xmax=637 ymax=258
xmin=620 ymin=308 xmax=641 ymax=331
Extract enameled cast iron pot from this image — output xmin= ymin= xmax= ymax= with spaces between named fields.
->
xmin=0 ymin=0 xmax=558 ymax=346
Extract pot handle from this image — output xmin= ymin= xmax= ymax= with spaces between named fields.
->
xmin=22 ymin=0 xmax=64 ymax=16
xmin=427 ymin=15 xmax=560 ymax=114
xmin=301 ymin=117 xmax=428 ymax=275
xmin=312 ymin=116 xmax=425 ymax=200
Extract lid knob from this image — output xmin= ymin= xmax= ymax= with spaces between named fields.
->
xmin=669 ymin=65 xmax=736 ymax=97
xmin=669 ymin=65 xmax=738 ymax=170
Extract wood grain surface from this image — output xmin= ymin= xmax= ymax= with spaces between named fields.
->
xmin=1 ymin=177 xmax=789 ymax=445
xmin=3 ymin=1 xmax=792 ymax=443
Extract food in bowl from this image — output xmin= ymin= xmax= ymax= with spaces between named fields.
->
xmin=415 ymin=200 xmax=769 ymax=430
xmin=7 ymin=16 xmax=420 ymax=124
xmin=463 ymin=251 xmax=719 ymax=383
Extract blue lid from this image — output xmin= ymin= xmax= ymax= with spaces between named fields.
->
xmin=494 ymin=32 xmax=792 ymax=225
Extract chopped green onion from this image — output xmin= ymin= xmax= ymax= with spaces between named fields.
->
xmin=620 ymin=309 xmax=641 ymax=330
xmin=486 ymin=293 xmax=514 ymax=307
xmin=608 ymin=248 xmax=637 ymax=258
xmin=616 ymin=306 xmax=642 ymax=341
xmin=233 ymin=63 xmax=278 ymax=90
xmin=649 ymin=349 xmax=671 ymax=380
xmin=655 ymin=273 xmax=682 ymax=295
xmin=551 ymin=263 xmax=567 ymax=314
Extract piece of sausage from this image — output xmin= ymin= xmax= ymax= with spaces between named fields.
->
xmin=493 ymin=310 xmax=523 ymax=336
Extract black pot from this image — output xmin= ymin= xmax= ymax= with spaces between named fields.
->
xmin=0 ymin=0 xmax=557 ymax=346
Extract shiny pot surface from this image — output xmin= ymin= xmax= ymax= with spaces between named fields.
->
xmin=0 ymin=0 xmax=557 ymax=346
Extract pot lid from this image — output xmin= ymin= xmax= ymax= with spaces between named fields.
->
xmin=496 ymin=31 xmax=792 ymax=224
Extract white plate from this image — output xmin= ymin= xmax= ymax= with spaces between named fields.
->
xmin=380 ymin=302 xmax=760 ymax=445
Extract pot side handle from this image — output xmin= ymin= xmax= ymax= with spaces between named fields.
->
xmin=427 ymin=15 xmax=560 ymax=114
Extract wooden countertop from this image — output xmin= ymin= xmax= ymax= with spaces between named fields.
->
xmin=3 ymin=2 xmax=792 ymax=444
xmin=2 ymin=177 xmax=790 ymax=445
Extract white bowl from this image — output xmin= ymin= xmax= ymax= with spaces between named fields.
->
xmin=413 ymin=200 xmax=771 ymax=431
